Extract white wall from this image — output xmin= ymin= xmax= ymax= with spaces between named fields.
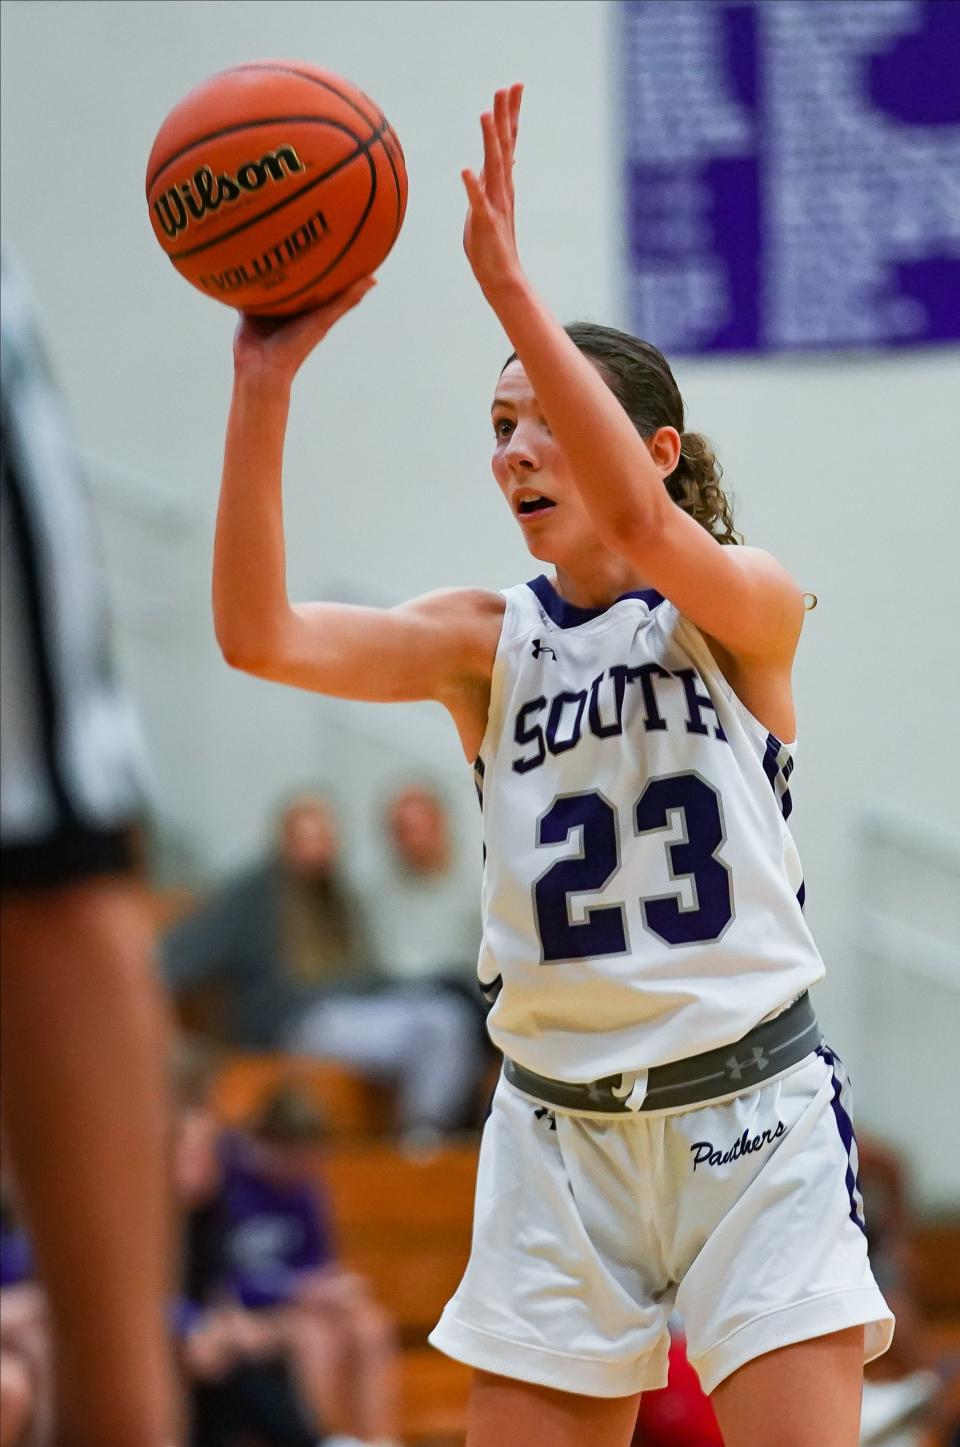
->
xmin=3 ymin=1 xmax=958 ymax=1201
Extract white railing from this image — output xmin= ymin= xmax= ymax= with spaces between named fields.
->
xmin=859 ymin=915 xmax=957 ymax=994
xmin=314 ymin=694 xmax=464 ymax=775
xmin=855 ymin=806 xmax=959 ymax=1213
xmin=83 ymin=450 xmax=196 ymax=537
xmin=858 ymin=805 xmax=960 ymax=992
xmin=84 ymin=451 xmax=202 ymax=635
xmin=860 ymin=806 xmax=960 ymax=876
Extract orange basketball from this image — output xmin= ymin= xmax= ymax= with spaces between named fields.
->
xmin=146 ymin=61 xmax=407 ymax=316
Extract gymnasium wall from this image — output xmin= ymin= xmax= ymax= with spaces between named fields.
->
xmin=2 ymin=1 xmax=958 ymax=1204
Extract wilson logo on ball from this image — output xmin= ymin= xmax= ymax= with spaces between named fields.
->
xmin=153 ymin=145 xmax=306 ymax=238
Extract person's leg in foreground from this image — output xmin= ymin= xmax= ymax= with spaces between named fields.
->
xmin=1 ymin=878 xmax=179 ymax=1447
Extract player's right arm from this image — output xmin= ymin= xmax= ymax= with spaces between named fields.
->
xmin=213 ymin=287 xmax=502 ymax=725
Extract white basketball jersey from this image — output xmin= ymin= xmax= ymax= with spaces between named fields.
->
xmin=475 ymin=575 xmax=825 ymax=1081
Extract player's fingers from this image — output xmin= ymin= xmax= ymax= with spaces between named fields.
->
xmin=301 ymin=277 xmax=375 ymax=334
xmin=461 ymin=168 xmax=488 ymax=210
xmin=481 ymin=111 xmax=507 ymax=211
xmin=494 ymin=90 xmax=517 ymax=213
xmin=480 ymin=109 xmax=499 ymax=193
xmin=494 ymin=88 xmax=513 ymax=170
xmin=255 ymin=276 xmax=374 ymax=347
xmin=509 ymin=83 xmax=524 ymax=153
xmin=331 ymin=276 xmax=377 ymax=317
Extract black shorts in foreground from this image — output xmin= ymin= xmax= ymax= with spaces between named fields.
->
xmin=1 ymin=823 xmax=137 ymax=890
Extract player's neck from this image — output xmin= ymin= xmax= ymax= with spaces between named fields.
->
xmin=552 ymin=557 xmax=654 ymax=611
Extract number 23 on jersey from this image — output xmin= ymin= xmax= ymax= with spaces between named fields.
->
xmin=533 ymin=772 xmax=733 ymax=962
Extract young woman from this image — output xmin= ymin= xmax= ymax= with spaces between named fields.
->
xmin=214 ymin=86 xmax=892 ymax=1447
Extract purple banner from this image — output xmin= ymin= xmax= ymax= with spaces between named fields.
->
xmin=620 ymin=0 xmax=960 ymax=353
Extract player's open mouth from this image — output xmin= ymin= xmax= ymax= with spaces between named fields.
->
xmin=515 ymin=492 xmax=556 ymax=519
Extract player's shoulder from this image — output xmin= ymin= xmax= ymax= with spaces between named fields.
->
xmin=395 ymin=587 xmax=506 ymax=677
xmin=396 ymin=586 xmax=506 ymax=630
xmin=721 ymin=544 xmax=802 ymax=596
xmin=691 ymin=546 xmax=806 ymax=690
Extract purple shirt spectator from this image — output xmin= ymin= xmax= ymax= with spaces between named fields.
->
xmin=221 ymin=1138 xmax=334 ymax=1310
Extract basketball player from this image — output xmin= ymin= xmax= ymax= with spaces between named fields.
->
xmin=212 ymin=87 xmax=893 ymax=1447
xmin=1 ymin=252 xmax=178 ymax=1447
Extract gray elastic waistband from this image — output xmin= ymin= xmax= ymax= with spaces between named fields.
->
xmin=503 ymin=992 xmax=821 ymax=1115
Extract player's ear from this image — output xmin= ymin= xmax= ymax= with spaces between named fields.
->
xmin=645 ymin=426 xmax=682 ymax=478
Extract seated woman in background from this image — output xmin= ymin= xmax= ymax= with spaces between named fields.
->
xmin=164 ymin=791 xmax=485 ymax=1136
xmin=163 ymin=793 xmax=371 ymax=1049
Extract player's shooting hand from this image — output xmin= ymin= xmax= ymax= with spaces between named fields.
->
xmin=233 ymin=276 xmax=376 ymax=381
xmin=462 ymin=85 xmax=524 ymax=299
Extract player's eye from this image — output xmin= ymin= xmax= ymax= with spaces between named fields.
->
xmin=494 ymin=417 xmax=515 ymax=439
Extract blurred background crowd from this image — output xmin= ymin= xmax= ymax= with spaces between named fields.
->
xmin=3 ymin=771 xmax=957 ymax=1446
xmin=2 ymin=1 xmax=958 ymax=1445
xmin=0 ymin=769 xmax=505 ymax=1447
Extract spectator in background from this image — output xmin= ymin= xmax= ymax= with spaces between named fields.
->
xmin=224 ymin=1088 xmax=400 ymax=1447
xmin=172 ymin=1095 xmax=320 ymax=1447
xmin=365 ymin=784 xmax=482 ymax=987
xmin=857 ymin=1134 xmax=945 ymax=1446
xmin=0 ymin=250 xmax=177 ymax=1447
xmin=163 ymin=793 xmax=370 ymax=1048
xmin=288 ymin=783 xmax=489 ymax=1135
xmin=167 ymin=785 xmax=488 ymax=1134
xmin=0 ymin=1179 xmax=50 ymax=1447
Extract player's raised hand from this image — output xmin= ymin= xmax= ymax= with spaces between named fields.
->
xmin=462 ymin=84 xmax=524 ymax=298
xmin=232 ymin=275 xmax=376 ymax=381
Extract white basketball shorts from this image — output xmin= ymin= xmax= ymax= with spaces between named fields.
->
xmin=430 ymin=1045 xmax=894 ymax=1398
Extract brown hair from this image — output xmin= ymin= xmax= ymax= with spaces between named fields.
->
xmin=250 ymin=1086 xmax=327 ymax=1145
xmin=504 ymin=324 xmax=742 ymax=546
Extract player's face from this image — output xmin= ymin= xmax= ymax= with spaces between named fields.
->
xmin=491 ymin=361 xmax=602 ymax=563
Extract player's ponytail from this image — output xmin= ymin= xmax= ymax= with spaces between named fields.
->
xmin=504 ymin=323 xmax=742 ymax=545
xmin=669 ymin=429 xmax=740 ymax=547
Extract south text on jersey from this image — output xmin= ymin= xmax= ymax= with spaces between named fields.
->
xmin=512 ymin=663 xmax=727 ymax=774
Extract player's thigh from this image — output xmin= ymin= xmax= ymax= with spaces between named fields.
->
xmin=466 ymin=1370 xmax=640 ymax=1447
xmin=711 ymin=1326 xmax=864 ymax=1447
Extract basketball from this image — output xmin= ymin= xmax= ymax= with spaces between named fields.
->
xmin=146 ymin=61 xmax=407 ymax=316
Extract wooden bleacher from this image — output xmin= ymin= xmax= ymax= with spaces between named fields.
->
xmin=209 ymin=1051 xmax=394 ymax=1138
xmin=912 ymin=1220 xmax=960 ymax=1321
xmin=321 ymin=1140 xmax=478 ymax=1441
xmin=319 ymin=1139 xmax=478 ymax=1332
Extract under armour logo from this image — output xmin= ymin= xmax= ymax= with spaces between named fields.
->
xmin=534 ymin=1106 xmax=557 ymax=1130
xmin=725 ymin=1046 xmax=769 ymax=1081
xmin=531 ymin=638 xmax=556 ymax=660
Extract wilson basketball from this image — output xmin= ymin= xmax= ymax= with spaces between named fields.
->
xmin=146 ymin=61 xmax=407 ymax=315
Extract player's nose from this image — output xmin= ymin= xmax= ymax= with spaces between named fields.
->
xmin=504 ymin=427 xmax=539 ymax=472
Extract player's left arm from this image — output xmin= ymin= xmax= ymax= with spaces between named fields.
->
xmin=462 ymin=87 xmax=804 ymax=665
